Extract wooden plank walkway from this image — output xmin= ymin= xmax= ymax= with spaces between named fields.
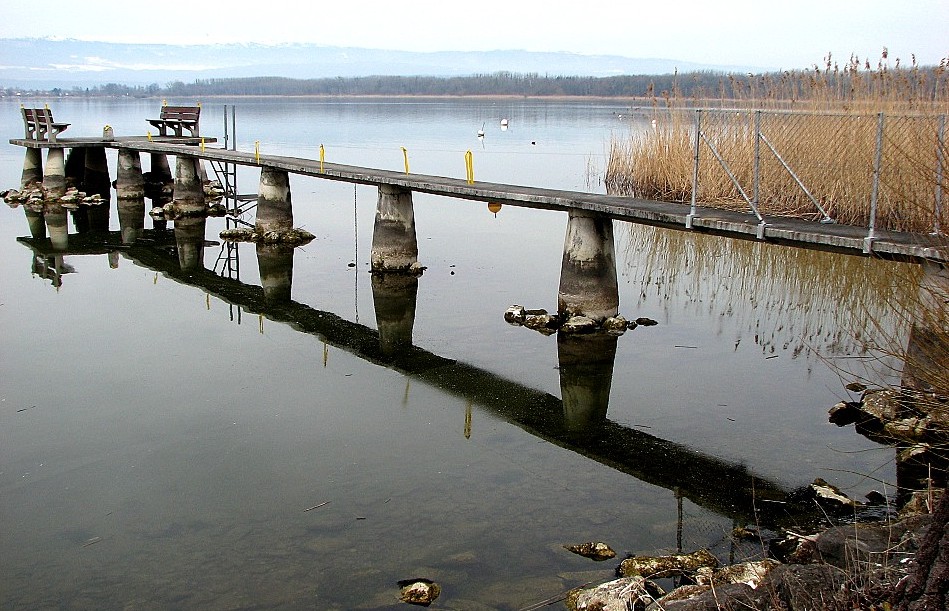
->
xmin=11 ymin=137 xmax=948 ymax=263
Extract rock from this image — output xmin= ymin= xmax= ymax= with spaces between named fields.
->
xmin=523 ymin=313 xmax=559 ymax=334
xmin=602 ymin=315 xmax=628 ymax=334
xmin=564 ymin=541 xmax=617 ymax=561
xmin=397 ymin=578 xmax=440 ymax=606
xmin=694 ymin=558 xmax=780 ymax=588
xmin=566 ymin=575 xmax=651 ymax=611
xmin=828 ymin=400 xmax=865 ymax=426
xmin=504 ymin=305 xmax=526 ymax=325
xmin=846 ymin=381 xmax=868 ymax=392
xmin=860 ymin=388 xmax=905 ymax=421
xmin=807 ymin=478 xmax=859 ymax=511
xmin=561 ymin=316 xmax=597 ymax=334
xmin=617 ymin=549 xmax=718 ymax=579
xmin=635 ymin=317 xmax=658 ymax=326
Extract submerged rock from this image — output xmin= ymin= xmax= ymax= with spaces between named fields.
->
xmin=561 ymin=315 xmax=597 ymax=334
xmin=566 ymin=575 xmax=653 ymax=611
xmin=397 ymin=578 xmax=440 ymax=606
xmin=617 ymin=549 xmax=717 ymax=579
xmin=564 ymin=541 xmax=616 ymax=561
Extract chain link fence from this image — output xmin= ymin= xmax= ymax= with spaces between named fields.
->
xmin=607 ymin=109 xmax=947 ymax=235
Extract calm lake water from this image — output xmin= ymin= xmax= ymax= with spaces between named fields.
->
xmin=0 ymin=97 xmax=918 ymax=609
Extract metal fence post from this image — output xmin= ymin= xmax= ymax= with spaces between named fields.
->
xmin=865 ymin=112 xmax=885 ymax=253
xmin=753 ymin=110 xmax=761 ymax=214
xmin=687 ymin=109 xmax=701 ymax=229
xmin=935 ymin=114 xmax=946 ymax=235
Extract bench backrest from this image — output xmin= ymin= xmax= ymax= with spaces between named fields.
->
xmin=22 ymin=107 xmax=55 ymax=124
xmin=160 ymin=105 xmax=200 ymax=121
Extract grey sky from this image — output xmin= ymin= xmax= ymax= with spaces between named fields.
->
xmin=2 ymin=0 xmax=946 ymax=70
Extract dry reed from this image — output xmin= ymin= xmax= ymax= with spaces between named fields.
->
xmin=606 ymin=52 xmax=949 ymax=233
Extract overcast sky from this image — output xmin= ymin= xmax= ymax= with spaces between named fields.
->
xmin=2 ymin=0 xmax=946 ymax=70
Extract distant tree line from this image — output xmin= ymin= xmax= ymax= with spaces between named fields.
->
xmin=6 ymin=63 xmax=947 ymax=104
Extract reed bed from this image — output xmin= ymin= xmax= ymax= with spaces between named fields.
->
xmin=606 ymin=53 xmax=949 ymax=233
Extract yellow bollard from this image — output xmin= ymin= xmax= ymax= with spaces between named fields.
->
xmin=319 ymin=144 xmax=325 ymax=172
xmin=162 ymin=99 xmax=167 ymax=106
xmin=147 ymin=131 xmax=152 ymax=142
xmin=200 ymin=138 xmax=205 ymax=152
xmin=465 ymin=150 xmax=475 ymax=184
xmin=401 ymin=147 xmax=410 ymax=175
xmin=255 ymin=140 xmax=260 ymax=164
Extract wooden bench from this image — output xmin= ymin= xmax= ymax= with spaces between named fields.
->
xmin=147 ymin=104 xmax=201 ymax=138
xmin=22 ymin=107 xmax=71 ymax=142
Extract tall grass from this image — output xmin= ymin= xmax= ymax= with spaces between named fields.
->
xmin=606 ymin=53 xmax=949 ymax=233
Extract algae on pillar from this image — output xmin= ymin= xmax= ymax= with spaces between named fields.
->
xmin=256 ymin=167 xmax=293 ymax=233
xmin=371 ymin=185 xmax=420 ymax=273
xmin=558 ymin=210 xmax=618 ymax=322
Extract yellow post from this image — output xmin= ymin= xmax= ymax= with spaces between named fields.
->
xmin=200 ymin=138 xmax=205 ymax=153
xmin=465 ymin=150 xmax=474 ymax=184
xmin=401 ymin=147 xmax=410 ymax=175
xmin=255 ymin=140 xmax=260 ymax=164
xmin=147 ymin=131 xmax=153 ymax=142
xmin=162 ymin=99 xmax=167 ymax=106
xmin=319 ymin=144 xmax=325 ymax=172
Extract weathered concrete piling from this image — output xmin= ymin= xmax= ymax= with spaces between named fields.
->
xmin=20 ymin=148 xmax=43 ymax=188
xmin=257 ymin=244 xmax=294 ymax=303
xmin=117 ymin=150 xmax=145 ymax=200
xmin=43 ymin=149 xmax=67 ymax=198
xmin=558 ymin=210 xmax=618 ymax=322
xmin=173 ymin=155 xmax=205 ymax=214
xmin=371 ymin=185 xmax=420 ymax=273
xmin=558 ymin=332 xmax=618 ymax=432
xmin=83 ymin=148 xmax=111 ymax=198
xmin=372 ymin=273 xmax=419 ymax=356
xmin=256 ymin=168 xmax=293 ymax=233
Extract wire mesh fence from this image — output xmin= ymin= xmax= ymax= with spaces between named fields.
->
xmin=606 ymin=109 xmax=948 ymax=235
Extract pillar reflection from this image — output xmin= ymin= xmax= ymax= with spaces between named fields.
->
xmin=174 ymin=216 xmax=207 ymax=270
xmin=558 ymin=331 xmax=618 ymax=432
xmin=371 ymin=273 xmax=419 ymax=357
xmin=256 ymin=244 xmax=294 ymax=303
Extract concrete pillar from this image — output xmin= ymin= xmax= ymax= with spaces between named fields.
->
xmin=83 ymin=147 xmax=111 ymax=198
xmin=901 ymin=261 xmax=949 ymax=394
xmin=20 ymin=148 xmax=43 ymax=187
xmin=116 ymin=149 xmax=145 ymax=200
xmin=256 ymin=167 xmax=293 ymax=233
xmin=24 ymin=209 xmax=46 ymax=239
xmin=45 ymin=203 xmax=68 ymax=251
xmin=256 ymin=244 xmax=294 ymax=303
xmin=370 ymin=185 xmax=419 ymax=272
xmin=174 ymin=216 xmax=207 ymax=270
xmin=118 ymin=197 xmax=145 ymax=244
xmin=371 ymin=273 xmax=419 ymax=356
xmin=64 ymin=148 xmax=86 ymax=188
xmin=558 ymin=332 xmax=618 ymax=433
xmin=43 ymin=148 xmax=67 ymax=198
xmin=557 ymin=210 xmax=618 ymax=322
xmin=173 ymin=155 xmax=205 ymax=215
xmin=150 ymin=153 xmax=173 ymax=183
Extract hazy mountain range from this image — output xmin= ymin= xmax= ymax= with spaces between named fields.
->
xmin=0 ymin=38 xmax=766 ymax=89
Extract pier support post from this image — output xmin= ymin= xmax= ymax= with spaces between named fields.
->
xmin=150 ymin=153 xmax=173 ymax=183
xmin=43 ymin=148 xmax=67 ymax=198
xmin=84 ymin=147 xmax=111 ymax=231
xmin=21 ymin=148 xmax=43 ymax=187
xmin=557 ymin=210 xmax=618 ymax=322
xmin=174 ymin=217 xmax=207 ymax=270
xmin=372 ymin=273 xmax=419 ymax=356
xmin=257 ymin=244 xmax=294 ymax=303
xmin=173 ymin=155 xmax=205 ymax=215
xmin=371 ymin=185 xmax=419 ymax=272
xmin=558 ymin=332 xmax=618 ymax=432
xmin=64 ymin=148 xmax=86 ymax=188
xmin=256 ymin=168 xmax=293 ymax=233
xmin=116 ymin=150 xmax=145 ymax=200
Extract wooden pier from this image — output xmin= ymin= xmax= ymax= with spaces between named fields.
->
xmin=10 ymin=136 xmax=948 ymax=264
